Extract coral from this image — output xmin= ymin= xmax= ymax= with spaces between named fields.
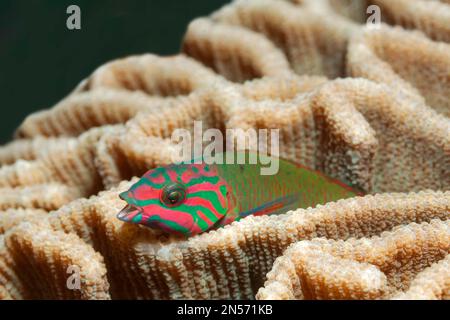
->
xmin=256 ymin=219 xmax=450 ymax=300
xmin=288 ymin=0 xmax=450 ymax=43
xmin=182 ymin=18 xmax=292 ymax=82
xmin=0 ymin=75 xmax=446 ymax=198
xmin=15 ymin=54 xmax=220 ymax=139
xmin=0 ymin=137 xmax=71 ymax=165
xmin=0 ymin=0 xmax=449 ymax=299
xmin=368 ymin=0 xmax=450 ymax=42
xmin=0 ymin=185 xmax=81 ymax=211
xmin=0 ymin=209 xmax=47 ymax=234
xmin=347 ymin=25 xmax=450 ymax=117
xmin=0 ymin=222 xmax=110 ymax=299
xmin=209 ymin=0 xmax=357 ymax=79
xmin=392 ymin=254 xmax=450 ymax=300
xmin=3 ymin=185 xmax=449 ymax=299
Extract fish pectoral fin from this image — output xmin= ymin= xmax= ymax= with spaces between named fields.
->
xmin=117 ymin=204 xmax=141 ymax=222
xmin=239 ymin=193 xmax=300 ymax=218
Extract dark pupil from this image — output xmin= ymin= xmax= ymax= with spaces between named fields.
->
xmin=168 ymin=191 xmax=180 ymax=203
xmin=162 ymin=184 xmax=186 ymax=207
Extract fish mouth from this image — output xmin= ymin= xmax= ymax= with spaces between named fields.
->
xmin=117 ymin=204 xmax=141 ymax=222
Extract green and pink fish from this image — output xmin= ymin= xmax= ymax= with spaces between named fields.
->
xmin=117 ymin=152 xmax=362 ymax=237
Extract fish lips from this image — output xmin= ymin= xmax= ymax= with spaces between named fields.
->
xmin=117 ymin=204 xmax=141 ymax=222
xmin=118 ymin=190 xmax=142 ymax=222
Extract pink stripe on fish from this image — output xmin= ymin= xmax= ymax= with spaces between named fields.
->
xmin=184 ymin=197 xmax=224 ymax=220
xmin=195 ymin=210 xmax=214 ymax=226
xmin=144 ymin=171 xmax=166 ymax=185
xmin=140 ymin=204 xmax=198 ymax=230
xmin=165 ymin=167 xmax=180 ymax=183
xmin=132 ymin=185 xmax=160 ymax=202
xmin=187 ymin=182 xmax=227 ymax=207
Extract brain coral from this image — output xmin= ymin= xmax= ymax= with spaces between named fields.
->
xmin=0 ymin=0 xmax=449 ymax=299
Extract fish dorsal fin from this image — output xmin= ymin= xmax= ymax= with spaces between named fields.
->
xmin=239 ymin=193 xmax=300 ymax=218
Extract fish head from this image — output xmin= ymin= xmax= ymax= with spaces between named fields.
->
xmin=117 ymin=163 xmax=236 ymax=236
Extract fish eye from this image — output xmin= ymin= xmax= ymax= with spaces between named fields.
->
xmin=161 ymin=184 xmax=186 ymax=207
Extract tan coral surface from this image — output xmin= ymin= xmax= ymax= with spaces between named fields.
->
xmin=257 ymin=219 xmax=450 ymax=300
xmin=0 ymin=0 xmax=449 ymax=299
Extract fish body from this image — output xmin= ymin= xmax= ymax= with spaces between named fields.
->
xmin=118 ymin=152 xmax=361 ymax=236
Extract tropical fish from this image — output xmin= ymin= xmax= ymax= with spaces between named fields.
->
xmin=117 ymin=152 xmax=362 ymax=237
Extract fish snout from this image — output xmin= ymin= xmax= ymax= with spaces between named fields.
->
xmin=117 ymin=204 xmax=141 ymax=223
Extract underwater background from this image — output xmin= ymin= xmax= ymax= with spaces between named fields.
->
xmin=0 ymin=0 xmax=228 ymax=142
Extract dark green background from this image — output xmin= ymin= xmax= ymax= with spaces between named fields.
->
xmin=0 ymin=0 xmax=229 ymax=142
